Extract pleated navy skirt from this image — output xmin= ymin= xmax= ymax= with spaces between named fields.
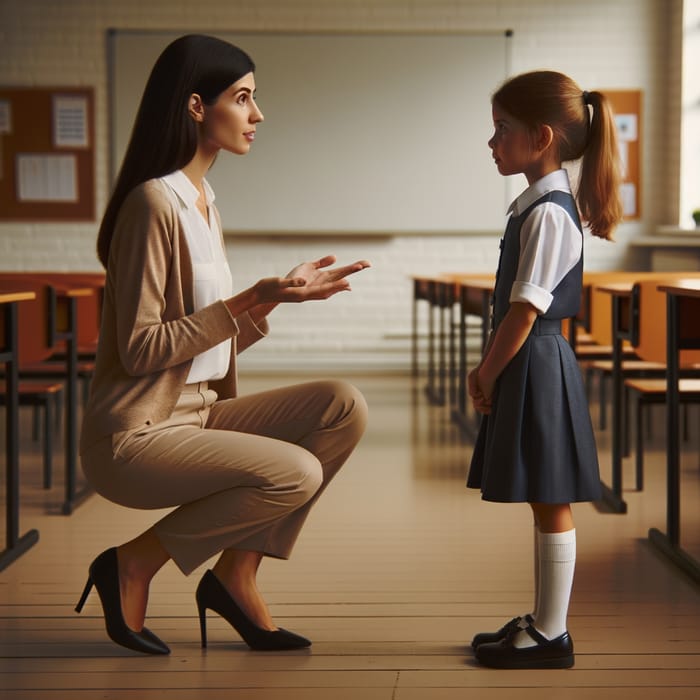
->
xmin=467 ymin=320 xmax=601 ymax=504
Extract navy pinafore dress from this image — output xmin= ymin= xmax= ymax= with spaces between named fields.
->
xmin=467 ymin=190 xmax=601 ymax=503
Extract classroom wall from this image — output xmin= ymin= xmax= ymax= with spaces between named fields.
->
xmin=0 ymin=0 xmax=681 ymax=371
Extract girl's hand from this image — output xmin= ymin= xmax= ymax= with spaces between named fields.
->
xmin=468 ymin=366 xmax=493 ymax=414
xmin=467 ymin=367 xmax=481 ymax=399
xmin=254 ymin=256 xmax=371 ymax=303
xmin=477 ymin=368 xmax=495 ymax=405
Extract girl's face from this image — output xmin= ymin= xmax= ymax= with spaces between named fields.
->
xmin=200 ymin=72 xmax=264 ymax=156
xmin=487 ymin=103 xmax=537 ymax=181
xmin=488 ymin=102 xmax=560 ymax=185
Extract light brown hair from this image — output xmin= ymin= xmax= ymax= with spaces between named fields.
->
xmin=493 ymin=70 xmax=622 ymax=240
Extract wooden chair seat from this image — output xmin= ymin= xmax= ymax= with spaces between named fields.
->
xmin=620 ymin=278 xmax=700 ymax=494
xmin=0 ymin=381 xmax=63 ymax=489
xmin=575 ymin=343 xmax=637 ymax=360
xmin=582 ymin=358 xmax=669 ymax=431
xmin=625 ymin=377 xmax=700 ymax=490
xmin=4 ymin=359 xmax=95 ymax=405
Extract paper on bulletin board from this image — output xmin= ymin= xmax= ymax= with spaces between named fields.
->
xmin=618 ymin=141 xmax=629 ymax=179
xmin=16 ymin=153 xmax=78 ymax=202
xmin=621 ymin=182 xmax=636 ymax=217
xmin=53 ymin=95 xmax=89 ymax=148
xmin=0 ymin=99 xmax=11 ymax=134
xmin=0 ymin=99 xmax=9 ymax=181
xmin=615 ymin=113 xmax=637 ymax=142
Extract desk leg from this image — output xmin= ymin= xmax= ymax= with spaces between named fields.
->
xmin=456 ymin=289 xmax=468 ymax=417
xmin=599 ymin=296 xmax=627 ymax=513
xmin=424 ymin=281 xmax=445 ymax=406
xmin=452 ymin=289 xmax=475 ymax=438
xmin=0 ymin=302 xmax=39 ymax=571
xmin=648 ymin=294 xmax=700 ymax=583
xmin=61 ymin=299 xmax=91 ymax=515
xmin=412 ymin=281 xmax=419 ymax=379
xmin=448 ymin=295 xmax=457 ymax=406
xmin=437 ymin=288 xmax=447 ymax=405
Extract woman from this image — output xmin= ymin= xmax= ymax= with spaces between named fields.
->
xmin=76 ymin=34 xmax=370 ymax=656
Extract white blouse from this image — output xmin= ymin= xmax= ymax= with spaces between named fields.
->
xmin=161 ymin=170 xmax=233 ymax=383
xmin=507 ymin=169 xmax=582 ymax=315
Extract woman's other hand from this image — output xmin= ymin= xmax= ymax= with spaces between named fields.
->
xmin=285 ymin=255 xmax=370 ymax=297
xmin=254 ymin=255 xmax=370 ymax=303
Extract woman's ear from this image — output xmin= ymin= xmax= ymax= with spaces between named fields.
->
xmin=188 ymin=94 xmax=205 ymax=123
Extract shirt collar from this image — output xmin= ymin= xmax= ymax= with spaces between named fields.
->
xmin=508 ymin=169 xmax=571 ymax=216
xmin=161 ymin=170 xmax=216 ymax=209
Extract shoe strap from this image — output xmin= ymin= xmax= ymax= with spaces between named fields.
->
xmin=521 ymin=623 xmax=550 ymax=645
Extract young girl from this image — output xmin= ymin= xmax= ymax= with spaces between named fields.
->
xmin=76 ymin=35 xmax=370 ymax=655
xmin=467 ymin=70 xmax=622 ymax=669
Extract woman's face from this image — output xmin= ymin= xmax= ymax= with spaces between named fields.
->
xmin=200 ymin=72 xmax=264 ymax=156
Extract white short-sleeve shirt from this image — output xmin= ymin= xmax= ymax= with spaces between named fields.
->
xmin=161 ymin=170 xmax=233 ymax=383
xmin=507 ymin=169 xmax=582 ymax=314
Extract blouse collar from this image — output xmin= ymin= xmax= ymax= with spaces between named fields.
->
xmin=161 ymin=170 xmax=216 ymax=209
xmin=508 ymin=169 xmax=571 ymax=217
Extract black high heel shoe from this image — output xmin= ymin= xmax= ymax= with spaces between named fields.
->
xmin=75 ymin=547 xmax=170 ymax=655
xmin=195 ymin=569 xmax=311 ymax=651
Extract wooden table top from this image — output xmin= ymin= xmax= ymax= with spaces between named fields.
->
xmin=596 ymin=282 xmax=634 ymax=295
xmin=0 ymin=290 xmax=36 ymax=304
xmin=658 ymin=279 xmax=700 ymax=297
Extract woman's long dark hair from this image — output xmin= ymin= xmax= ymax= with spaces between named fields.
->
xmin=97 ymin=35 xmax=255 ymax=267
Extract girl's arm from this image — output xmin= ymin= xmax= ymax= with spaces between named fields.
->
xmin=476 ymin=301 xmax=538 ymax=404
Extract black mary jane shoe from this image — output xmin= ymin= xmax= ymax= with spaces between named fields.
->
xmin=196 ymin=569 xmax=311 ymax=651
xmin=475 ymin=623 xmax=574 ymax=669
xmin=75 ymin=547 xmax=170 ymax=655
xmin=471 ymin=614 xmax=533 ymax=649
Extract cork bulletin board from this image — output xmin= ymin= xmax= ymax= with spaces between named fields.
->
xmin=604 ymin=89 xmax=642 ymax=220
xmin=0 ymin=87 xmax=95 ymax=221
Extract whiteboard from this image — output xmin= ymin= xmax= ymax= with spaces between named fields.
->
xmin=109 ymin=30 xmax=510 ymax=233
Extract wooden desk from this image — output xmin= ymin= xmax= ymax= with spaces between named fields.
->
xmin=0 ymin=290 xmax=39 ymax=571
xmin=596 ymin=282 xmax=635 ymax=514
xmin=651 ymin=280 xmax=700 ymax=582
xmin=411 ymin=274 xmax=459 ymax=406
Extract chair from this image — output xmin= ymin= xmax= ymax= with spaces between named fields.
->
xmin=0 ymin=279 xmax=64 ymax=489
xmin=0 ymin=382 xmax=63 ymax=488
xmin=0 ymin=272 xmax=100 ymax=405
xmin=0 ymin=272 xmax=98 ymax=512
xmin=623 ymin=277 xmax=700 ymax=490
xmin=581 ymin=272 xmax=700 ymax=430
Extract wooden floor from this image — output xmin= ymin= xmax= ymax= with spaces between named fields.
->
xmin=1 ymin=372 xmax=699 ymax=699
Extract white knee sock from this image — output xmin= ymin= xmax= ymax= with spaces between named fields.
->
xmin=514 ymin=528 xmax=576 ymax=648
xmin=517 ymin=524 xmax=540 ymax=627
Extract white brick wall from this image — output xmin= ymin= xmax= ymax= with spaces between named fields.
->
xmin=0 ymin=0 xmax=681 ymax=371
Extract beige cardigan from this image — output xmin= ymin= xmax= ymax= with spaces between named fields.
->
xmin=80 ymin=179 xmax=268 ymax=451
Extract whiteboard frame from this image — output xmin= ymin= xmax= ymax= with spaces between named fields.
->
xmin=108 ymin=28 xmax=513 ymax=235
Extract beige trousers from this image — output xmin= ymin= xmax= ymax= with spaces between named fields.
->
xmin=80 ymin=379 xmax=368 ymax=575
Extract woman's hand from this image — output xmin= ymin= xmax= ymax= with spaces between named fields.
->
xmin=285 ymin=255 xmax=370 ymax=298
xmin=254 ymin=255 xmax=370 ymax=304
xmin=229 ymin=256 xmax=370 ymax=321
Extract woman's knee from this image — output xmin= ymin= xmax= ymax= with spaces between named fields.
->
xmin=321 ymin=379 xmax=369 ymax=435
xmin=288 ymin=450 xmax=324 ymax=504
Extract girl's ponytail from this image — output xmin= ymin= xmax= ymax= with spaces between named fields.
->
xmin=577 ymin=90 xmax=623 ymax=240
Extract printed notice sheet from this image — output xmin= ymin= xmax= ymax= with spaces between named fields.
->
xmin=17 ymin=153 xmax=78 ymax=202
